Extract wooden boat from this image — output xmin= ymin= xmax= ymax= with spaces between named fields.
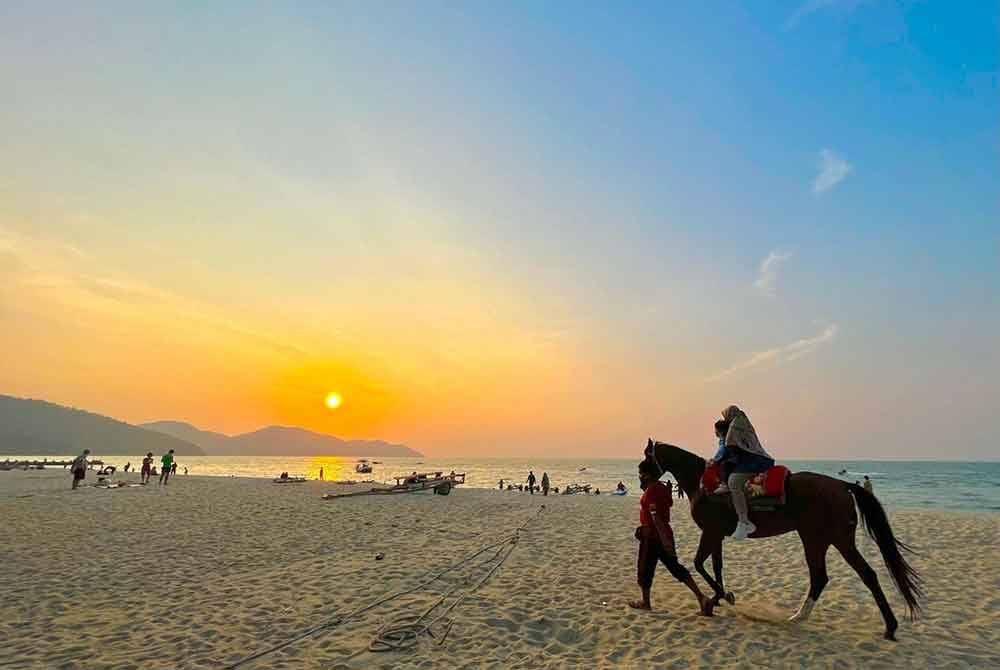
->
xmin=322 ymin=471 xmax=465 ymax=500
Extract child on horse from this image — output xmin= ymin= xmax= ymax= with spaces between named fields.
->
xmin=710 ymin=406 xmax=775 ymax=541
xmin=629 ymin=459 xmax=714 ymax=615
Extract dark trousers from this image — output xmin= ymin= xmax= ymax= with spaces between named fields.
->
xmin=637 ymin=526 xmax=690 ymax=588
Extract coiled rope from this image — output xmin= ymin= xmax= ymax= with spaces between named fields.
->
xmin=219 ymin=505 xmax=544 ymax=669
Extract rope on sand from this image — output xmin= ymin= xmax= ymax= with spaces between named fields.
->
xmin=219 ymin=505 xmax=544 ymax=669
xmin=368 ymin=506 xmax=539 ymax=652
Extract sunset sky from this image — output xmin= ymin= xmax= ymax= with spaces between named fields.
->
xmin=2 ymin=2 xmax=997 ymax=459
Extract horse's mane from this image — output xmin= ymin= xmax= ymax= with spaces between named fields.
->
xmin=650 ymin=440 xmax=705 ymax=471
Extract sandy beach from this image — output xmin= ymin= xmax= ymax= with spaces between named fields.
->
xmin=1 ymin=470 xmax=997 ymax=670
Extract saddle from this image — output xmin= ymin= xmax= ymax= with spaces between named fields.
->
xmin=702 ymin=462 xmax=791 ymax=511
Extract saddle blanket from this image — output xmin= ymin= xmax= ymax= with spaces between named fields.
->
xmin=702 ymin=463 xmax=791 ymax=503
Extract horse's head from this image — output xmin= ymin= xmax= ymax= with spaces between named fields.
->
xmin=641 ymin=437 xmax=706 ymax=497
xmin=642 ymin=437 xmax=665 ymax=479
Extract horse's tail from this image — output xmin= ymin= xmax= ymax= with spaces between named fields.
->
xmin=848 ymin=483 xmax=924 ymax=619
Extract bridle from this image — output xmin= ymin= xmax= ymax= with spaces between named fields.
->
xmin=648 ymin=440 xmax=668 ymax=479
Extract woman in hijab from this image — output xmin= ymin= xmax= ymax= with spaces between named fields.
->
xmin=719 ymin=405 xmax=774 ymax=540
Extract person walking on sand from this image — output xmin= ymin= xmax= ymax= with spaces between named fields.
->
xmin=541 ymin=472 xmax=550 ymax=496
xmin=629 ymin=461 xmax=714 ymax=616
xmin=319 ymin=467 xmax=324 ymax=481
xmin=141 ymin=453 xmax=153 ymax=484
xmin=863 ymin=476 xmax=874 ymax=494
xmin=629 ymin=459 xmax=713 ymax=615
xmin=159 ymin=449 xmax=175 ymax=485
xmin=171 ymin=461 xmax=178 ymax=476
xmin=527 ymin=471 xmax=537 ymax=494
xmin=70 ymin=449 xmax=90 ymax=490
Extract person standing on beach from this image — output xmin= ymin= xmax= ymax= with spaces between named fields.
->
xmin=159 ymin=449 xmax=175 ymax=485
xmin=171 ymin=461 xmax=178 ymax=476
xmin=629 ymin=459 xmax=713 ymax=615
xmin=70 ymin=449 xmax=90 ymax=490
xmin=863 ymin=476 xmax=874 ymax=494
xmin=527 ymin=471 xmax=536 ymax=494
xmin=319 ymin=467 xmax=324 ymax=481
xmin=141 ymin=453 xmax=153 ymax=484
xmin=541 ymin=472 xmax=550 ymax=496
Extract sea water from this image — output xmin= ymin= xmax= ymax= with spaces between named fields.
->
xmin=7 ymin=454 xmax=998 ymax=513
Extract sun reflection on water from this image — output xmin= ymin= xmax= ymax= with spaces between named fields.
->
xmin=307 ymin=456 xmax=351 ymax=482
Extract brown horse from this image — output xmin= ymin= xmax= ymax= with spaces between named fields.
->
xmin=644 ymin=439 xmax=923 ymax=640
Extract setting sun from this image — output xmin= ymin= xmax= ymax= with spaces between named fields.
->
xmin=325 ymin=392 xmax=342 ymax=410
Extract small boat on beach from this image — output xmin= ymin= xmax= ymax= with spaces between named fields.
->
xmin=323 ymin=471 xmax=465 ymax=500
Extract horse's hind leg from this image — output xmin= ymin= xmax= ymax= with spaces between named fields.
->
xmin=712 ymin=545 xmax=736 ymax=605
xmin=834 ymin=537 xmax=899 ymax=640
xmin=693 ymin=533 xmax=725 ymax=603
xmin=790 ymin=536 xmax=829 ymax=622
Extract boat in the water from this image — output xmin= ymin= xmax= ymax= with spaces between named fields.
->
xmin=562 ymin=483 xmax=592 ymax=495
xmin=355 ymin=459 xmax=373 ymax=474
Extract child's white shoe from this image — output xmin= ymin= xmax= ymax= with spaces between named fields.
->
xmin=732 ymin=521 xmax=756 ymax=541
xmin=713 ymin=484 xmax=730 ymax=494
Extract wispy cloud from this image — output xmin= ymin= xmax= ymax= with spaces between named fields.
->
xmin=753 ymin=250 xmax=793 ymax=297
xmin=706 ymin=323 xmax=839 ymax=382
xmin=812 ymin=149 xmax=852 ymax=194
xmin=0 ymin=225 xmax=307 ymax=359
xmin=784 ymin=0 xmax=865 ymax=31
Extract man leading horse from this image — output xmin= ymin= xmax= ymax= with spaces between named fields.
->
xmin=642 ymin=405 xmax=923 ymax=640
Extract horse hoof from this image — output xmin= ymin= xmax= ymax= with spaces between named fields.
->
xmin=884 ymin=630 xmax=897 ymax=641
xmin=725 ymin=592 xmax=736 ymax=605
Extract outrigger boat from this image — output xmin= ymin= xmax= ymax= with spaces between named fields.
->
xmin=322 ymin=471 xmax=466 ymax=499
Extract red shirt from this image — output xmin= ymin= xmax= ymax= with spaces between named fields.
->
xmin=640 ymin=481 xmax=673 ymax=528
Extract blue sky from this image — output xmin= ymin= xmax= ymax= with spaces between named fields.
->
xmin=1 ymin=1 xmax=997 ymax=458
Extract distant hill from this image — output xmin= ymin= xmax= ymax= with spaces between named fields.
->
xmin=141 ymin=421 xmax=422 ymax=457
xmin=139 ymin=421 xmax=230 ymax=452
xmin=0 ymin=395 xmax=204 ymax=456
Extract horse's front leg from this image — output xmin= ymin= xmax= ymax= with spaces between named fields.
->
xmin=693 ymin=532 xmax=725 ymax=603
xmin=711 ymin=545 xmax=736 ymax=605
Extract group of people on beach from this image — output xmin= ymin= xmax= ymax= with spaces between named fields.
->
xmin=70 ymin=448 xmax=184 ymax=489
xmin=497 ymin=471 xmax=555 ymax=495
